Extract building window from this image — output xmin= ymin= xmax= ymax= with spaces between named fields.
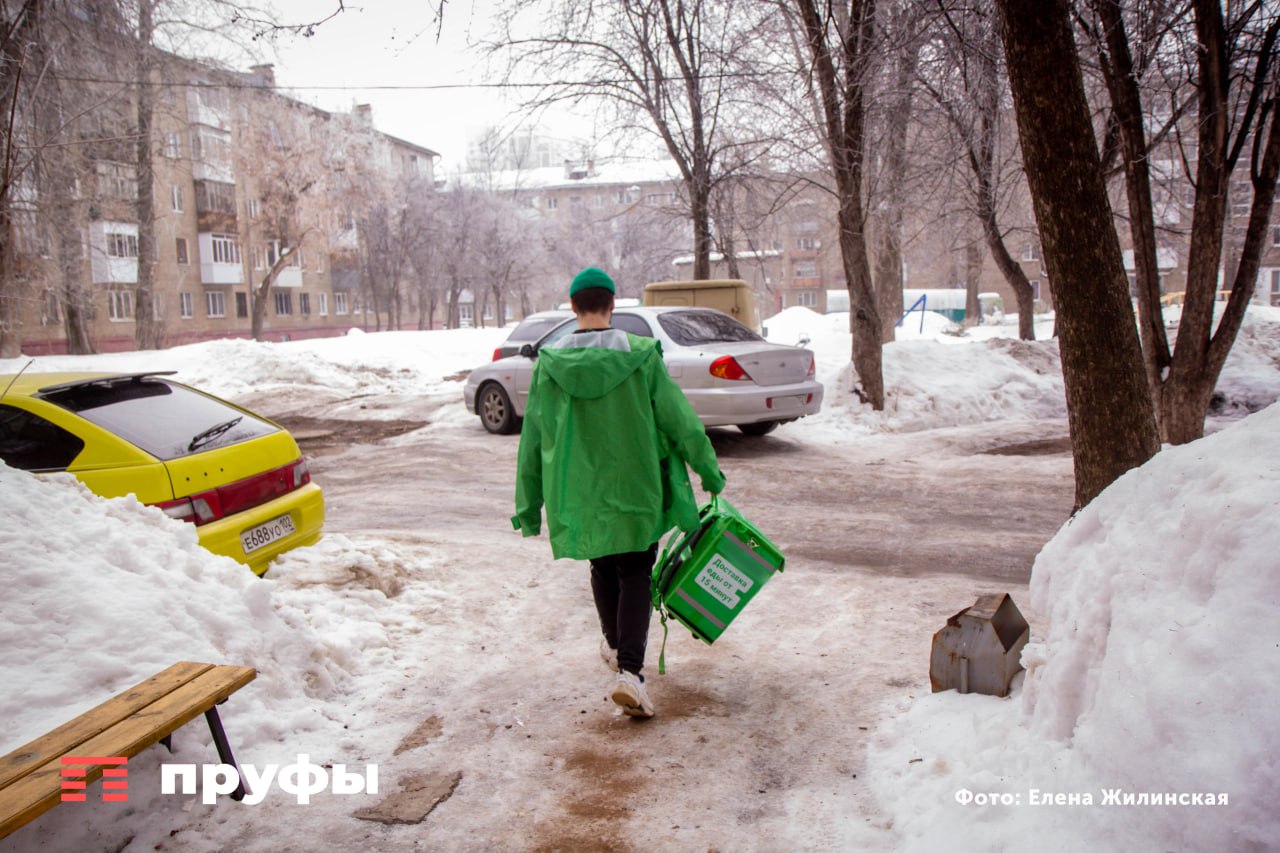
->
xmin=107 ymin=287 xmax=134 ymax=321
xmin=796 ymin=237 xmax=819 ymax=250
xmin=318 ymin=292 xmax=328 ymax=316
xmin=645 ymin=194 xmax=661 ymax=204
xmin=793 ymin=261 xmax=818 ymax=279
xmin=274 ymin=290 xmax=293 ymax=315
xmin=594 ymin=194 xmax=605 ymax=208
xmin=459 ymin=303 xmax=474 ymax=325
xmin=207 ymin=291 xmax=226 ymax=318
xmin=171 ymin=185 xmax=183 ymax=212
xmin=40 ymin=290 xmax=61 ymax=327
xmin=299 ymin=292 xmax=311 ymax=316
xmin=180 ymin=292 xmax=194 ymax=318
xmin=175 ymin=237 xmax=188 ymax=265
xmin=797 ymin=291 xmax=818 ymax=308
xmin=334 ymin=292 xmax=349 ymax=315
xmin=1029 ymin=279 xmax=1042 ymax=301
xmin=248 ymin=198 xmax=260 ymax=218
xmin=1273 ymin=225 xmax=1280 ymax=247
xmin=211 ymin=233 xmax=240 ymax=265
xmin=96 ymin=161 xmax=136 ymax=199
xmin=106 ymin=232 xmax=139 ymax=258
xmin=165 ymin=132 xmax=181 ymax=158
xmin=194 ymin=180 xmax=236 ymax=215
xmin=1023 ymin=243 xmax=1040 ymax=262
xmin=546 ymin=197 xmax=558 ymax=210
xmin=236 ymin=292 xmax=249 ymax=318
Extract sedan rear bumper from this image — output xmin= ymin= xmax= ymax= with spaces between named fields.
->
xmin=685 ymin=381 xmax=825 ymax=427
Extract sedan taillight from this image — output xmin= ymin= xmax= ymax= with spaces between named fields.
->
xmin=807 ymin=355 xmax=816 ymax=377
xmin=710 ymin=355 xmax=752 ymax=381
xmin=492 ymin=348 xmax=503 ymax=361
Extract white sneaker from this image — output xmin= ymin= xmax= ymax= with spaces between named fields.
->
xmin=610 ymin=671 xmax=655 ymax=718
xmin=599 ymin=637 xmax=619 ymax=672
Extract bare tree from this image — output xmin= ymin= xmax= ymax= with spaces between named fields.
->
xmin=1081 ymin=0 xmax=1280 ymax=444
xmin=916 ymin=1 xmax=1038 ymax=340
xmin=493 ymin=0 xmax=773 ymax=280
xmin=239 ymin=112 xmax=320 ymax=341
xmin=996 ymin=0 xmax=1159 ymax=509
xmin=791 ymin=0 xmax=887 ymax=409
xmin=0 ymin=0 xmax=38 ymax=357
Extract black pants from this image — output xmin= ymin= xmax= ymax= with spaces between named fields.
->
xmin=590 ymin=543 xmax=659 ymax=677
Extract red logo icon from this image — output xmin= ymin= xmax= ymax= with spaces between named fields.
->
xmin=61 ymin=756 xmax=129 ymax=803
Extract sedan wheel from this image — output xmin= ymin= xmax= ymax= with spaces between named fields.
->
xmin=738 ymin=421 xmax=779 ymax=436
xmin=479 ymin=384 xmax=519 ymax=434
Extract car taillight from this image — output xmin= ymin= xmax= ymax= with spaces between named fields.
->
xmin=710 ymin=355 xmax=752 ymax=381
xmin=156 ymin=492 xmax=222 ymax=525
xmin=807 ymin=356 xmax=816 ymax=377
xmin=492 ymin=348 xmax=503 ymax=361
xmin=151 ymin=457 xmax=309 ymax=527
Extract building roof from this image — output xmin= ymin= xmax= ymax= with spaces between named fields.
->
xmin=455 ymin=157 xmax=683 ymax=192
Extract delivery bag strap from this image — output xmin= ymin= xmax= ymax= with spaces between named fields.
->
xmin=652 ymin=495 xmax=720 ymax=674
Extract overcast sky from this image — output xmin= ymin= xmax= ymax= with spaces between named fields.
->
xmin=259 ymin=1 xmax=598 ymax=174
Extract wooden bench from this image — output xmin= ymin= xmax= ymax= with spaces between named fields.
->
xmin=0 ymin=661 xmax=256 ymax=839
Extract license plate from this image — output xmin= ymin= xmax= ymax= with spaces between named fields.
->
xmin=241 ymin=513 xmax=296 ymax=554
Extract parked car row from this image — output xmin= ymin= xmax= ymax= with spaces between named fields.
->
xmin=464 ymin=306 xmax=824 ymax=436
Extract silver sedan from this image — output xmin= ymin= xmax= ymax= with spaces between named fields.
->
xmin=463 ymin=306 xmax=824 ymax=435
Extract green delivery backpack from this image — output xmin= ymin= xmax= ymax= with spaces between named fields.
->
xmin=650 ymin=496 xmax=785 ymax=673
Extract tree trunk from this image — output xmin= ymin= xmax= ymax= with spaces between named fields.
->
xmin=1092 ymin=0 xmax=1172 ymax=418
xmin=0 ymin=1 xmax=35 ymax=358
xmin=969 ymin=12 xmax=1036 ymax=341
xmin=132 ymin=0 xmax=160 ymax=350
xmin=690 ymin=171 xmax=713 ymax=280
xmin=997 ymin=0 xmax=1159 ymax=510
xmin=1156 ymin=1 xmax=1280 ymax=445
xmin=873 ymin=6 xmax=920 ymax=344
xmin=794 ymin=0 xmax=886 ymax=409
xmin=251 ymin=254 xmax=293 ymax=341
xmin=964 ymin=241 xmax=982 ymax=327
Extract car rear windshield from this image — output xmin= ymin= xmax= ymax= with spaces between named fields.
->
xmin=508 ymin=316 xmax=570 ymax=343
xmin=40 ymin=377 xmax=277 ymax=460
xmin=657 ymin=310 xmax=763 ymax=346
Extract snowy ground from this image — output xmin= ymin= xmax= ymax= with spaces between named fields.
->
xmin=2 ymin=306 xmax=1279 ymax=852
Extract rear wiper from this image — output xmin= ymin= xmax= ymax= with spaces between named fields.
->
xmin=188 ymin=417 xmax=242 ymax=451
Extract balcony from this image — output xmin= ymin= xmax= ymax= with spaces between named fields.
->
xmin=197 ymin=232 xmax=244 ymax=285
xmin=89 ymin=221 xmax=138 ymax=285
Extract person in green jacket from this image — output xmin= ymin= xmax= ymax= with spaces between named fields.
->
xmin=512 ymin=267 xmax=725 ymax=718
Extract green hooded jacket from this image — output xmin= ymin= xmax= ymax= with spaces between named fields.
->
xmin=512 ymin=329 xmax=725 ymax=560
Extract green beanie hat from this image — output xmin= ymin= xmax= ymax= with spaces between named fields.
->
xmin=569 ymin=267 xmax=616 ymax=297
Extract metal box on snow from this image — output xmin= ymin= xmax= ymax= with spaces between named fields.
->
xmin=930 ymin=592 xmax=1030 ymax=697
xmin=651 ymin=497 xmax=784 ymax=644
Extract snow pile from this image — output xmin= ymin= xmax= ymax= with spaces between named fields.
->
xmin=867 ymin=402 xmax=1280 ymax=851
xmin=0 ymin=464 xmax=432 ymax=750
xmin=767 ymin=307 xmax=1067 ymax=435
xmin=1 ymin=327 xmax=509 ymax=412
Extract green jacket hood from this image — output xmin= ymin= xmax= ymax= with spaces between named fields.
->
xmin=538 ymin=332 xmax=656 ymax=400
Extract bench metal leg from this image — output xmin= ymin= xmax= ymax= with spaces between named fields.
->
xmin=204 ymin=707 xmax=248 ymax=802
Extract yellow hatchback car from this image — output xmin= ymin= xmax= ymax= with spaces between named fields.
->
xmin=0 ymin=371 xmax=324 ymax=574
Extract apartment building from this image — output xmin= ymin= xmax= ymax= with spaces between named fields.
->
xmin=12 ymin=58 xmax=436 ymax=356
